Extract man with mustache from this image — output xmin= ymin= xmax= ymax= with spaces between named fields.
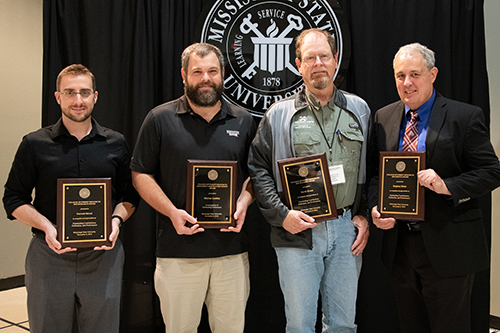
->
xmin=248 ymin=28 xmax=371 ymax=332
xmin=131 ymin=43 xmax=256 ymax=332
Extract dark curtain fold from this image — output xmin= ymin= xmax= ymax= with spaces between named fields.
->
xmin=42 ymin=0 xmax=491 ymax=332
xmin=337 ymin=2 xmax=491 ymax=332
xmin=43 ymin=0 xmax=205 ymax=142
xmin=338 ymin=0 xmax=490 ymax=122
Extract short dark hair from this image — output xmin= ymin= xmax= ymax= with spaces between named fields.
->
xmin=181 ymin=43 xmax=225 ymax=72
xmin=295 ymin=28 xmax=336 ymax=61
xmin=56 ymin=64 xmax=96 ymax=91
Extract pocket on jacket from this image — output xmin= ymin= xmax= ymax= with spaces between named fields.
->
xmin=338 ymin=128 xmax=364 ymax=176
xmin=437 ymin=138 xmax=454 ymax=148
xmin=340 ymin=128 xmax=364 ymax=143
xmin=294 ymin=132 xmax=322 ymax=156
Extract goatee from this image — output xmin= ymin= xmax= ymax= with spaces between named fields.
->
xmin=311 ymin=76 xmax=330 ymax=90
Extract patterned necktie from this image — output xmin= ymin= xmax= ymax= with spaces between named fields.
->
xmin=402 ymin=110 xmax=419 ymax=151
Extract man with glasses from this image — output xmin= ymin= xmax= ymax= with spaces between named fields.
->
xmin=3 ymin=64 xmax=139 ymax=333
xmin=248 ymin=28 xmax=370 ymax=332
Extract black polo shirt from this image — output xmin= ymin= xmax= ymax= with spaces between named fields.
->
xmin=131 ymin=95 xmax=256 ymax=258
xmin=3 ymin=118 xmax=139 ymax=238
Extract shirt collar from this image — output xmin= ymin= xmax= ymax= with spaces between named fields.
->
xmin=176 ymin=95 xmax=235 ymax=120
xmin=404 ymin=89 xmax=436 ymax=122
xmin=50 ymin=117 xmax=106 ymax=140
xmin=305 ymin=87 xmax=337 ymax=112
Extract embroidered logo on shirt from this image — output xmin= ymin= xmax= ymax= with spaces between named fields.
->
xmin=349 ymin=123 xmax=359 ymax=129
xmin=294 ymin=116 xmax=314 ymax=129
xmin=227 ymin=130 xmax=240 ymax=137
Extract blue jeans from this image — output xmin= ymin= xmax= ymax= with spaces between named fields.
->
xmin=275 ymin=210 xmax=361 ymax=333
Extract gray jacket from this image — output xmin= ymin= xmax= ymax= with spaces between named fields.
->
xmin=248 ymin=87 xmax=371 ymax=249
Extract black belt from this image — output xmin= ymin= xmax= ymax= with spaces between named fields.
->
xmin=33 ymin=232 xmax=45 ymax=240
xmin=336 ymin=206 xmax=351 ymax=216
xmin=406 ymin=221 xmax=422 ymax=232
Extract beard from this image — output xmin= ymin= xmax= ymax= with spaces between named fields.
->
xmin=185 ymin=80 xmax=224 ymax=107
xmin=62 ymin=107 xmax=92 ymax=123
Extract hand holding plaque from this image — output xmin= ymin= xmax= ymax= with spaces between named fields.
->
xmin=378 ymin=151 xmax=425 ymax=220
xmin=186 ymin=160 xmax=237 ymax=228
xmin=277 ymin=153 xmax=337 ymax=222
xmin=57 ymin=178 xmax=112 ymax=248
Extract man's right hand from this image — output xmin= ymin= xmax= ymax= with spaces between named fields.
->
xmin=170 ymin=208 xmax=205 ymax=235
xmin=282 ymin=210 xmax=317 ymax=234
xmin=371 ymin=206 xmax=396 ymax=230
xmin=44 ymin=224 xmax=77 ymax=254
xmin=132 ymin=171 xmax=205 ymax=236
xmin=11 ymin=204 xmax=77 ymax=254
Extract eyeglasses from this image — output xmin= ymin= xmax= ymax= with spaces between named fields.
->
xmin=302 ymin=54 xmax=333 ymax=64
xmin=58 ymin=89 xmax=94 ymax=98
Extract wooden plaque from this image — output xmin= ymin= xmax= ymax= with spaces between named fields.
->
xmin=378 ymin=151 xmax=425 ymax=220
xmin=277 ymin=153 xmax=337 ymax=222
xmin=186 ymin=160 xmax=237 ymax=228
xmin=57 ymin=178 xmax=112 ymax=248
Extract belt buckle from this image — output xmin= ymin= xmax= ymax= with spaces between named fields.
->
xmin=337 ymin=206 xmax=348 ymax=217
xmin=407 ymin=222 xmax=421 ymax=232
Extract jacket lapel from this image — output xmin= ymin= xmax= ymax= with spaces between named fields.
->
xmin=386 ymin=102 xmax=405 ymax=150
xmin=425 ymin=94 xmax=447 ymax=164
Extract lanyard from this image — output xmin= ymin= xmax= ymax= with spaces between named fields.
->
xmin=311 ymin=105 xmax=343 ymax=155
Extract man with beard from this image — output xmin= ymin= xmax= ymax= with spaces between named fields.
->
xmin=248 ymin=28 xmax=370 ymax=332
xmin=3 ymin=64 xmax=139 ymax=332
xmin=131 ymin=43 xmax=256 ymax=332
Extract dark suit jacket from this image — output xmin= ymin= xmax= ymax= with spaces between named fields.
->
xmin=368 ymin=93 xmax=500 ymax=277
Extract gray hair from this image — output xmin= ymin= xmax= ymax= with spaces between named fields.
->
xmin=393 ymin=43 xmax=435 ymax=70
xmin=181 ymin=43 xmax=225 ymax=72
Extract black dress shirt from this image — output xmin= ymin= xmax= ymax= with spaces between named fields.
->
xmin=3 ymin=118 xmax=139 ymax=237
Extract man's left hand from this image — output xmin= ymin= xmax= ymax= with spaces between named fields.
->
xmin=351 ymin=215 xmax=369 ymax=256
xmin=221 ymin=177 xmax=254 ymax=233
xmin=221 ymin=196 xmax=248 ymax=233
xmin=94 ymin=218 xmax=120 ymax=251
xmin=418 ymin=168 xmax=451 ymax=195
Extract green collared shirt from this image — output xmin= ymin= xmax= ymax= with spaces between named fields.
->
xmin=291 ymin=89 xmax=363 ymax=208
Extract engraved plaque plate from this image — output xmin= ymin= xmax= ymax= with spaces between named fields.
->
xmin=186 ymin=160 xmax=237 ymax=228
xmin=278 ymin=153 xmax=337 ymax=222
xmin=56 ymin=178 xmax=112 ymax=248
xmin=378 ymin=151 xmax=425 ymax=220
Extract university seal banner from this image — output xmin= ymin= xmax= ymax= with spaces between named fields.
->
xmin=197 ymin=0 xmax=350 ymax=117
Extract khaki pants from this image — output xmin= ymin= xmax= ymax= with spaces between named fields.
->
xmin=155 ymin=252 xmax=250 ymax=333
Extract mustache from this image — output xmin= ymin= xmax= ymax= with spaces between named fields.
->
xmin=196 ymin=82 xmax=217 ymax=89
xmin=312 ymin=67 xmax=328 ymax=73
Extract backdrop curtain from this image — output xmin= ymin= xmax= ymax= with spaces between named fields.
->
xmin=42 ymin=0 xmax=491 ymax=332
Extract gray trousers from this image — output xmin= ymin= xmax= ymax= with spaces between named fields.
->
xmin=25 ymin=236 xmax=124 ymax=333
